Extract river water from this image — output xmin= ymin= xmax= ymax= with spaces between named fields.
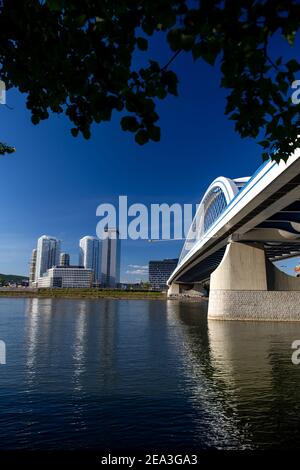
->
xmin=0 ymin=297 xmax=300 ymax=450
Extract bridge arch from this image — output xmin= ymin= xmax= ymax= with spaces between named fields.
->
xmin=179 ymin=176 xmax=239 ymax=263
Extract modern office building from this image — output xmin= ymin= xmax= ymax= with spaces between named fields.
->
xmin=35 ymin=235 xmax=61 ymax=281
xmin=101 ymin=228 xmax=120 ymax=287
xmin=149 ymin=258 xmax=178 ymax=290
xmin=37 ymin=266 xmax=93 ymax=288
xmin=79 ymin=236 xmax=102 ymax=284
xmin=29 ymin=248 xmax=37 ymax=286
xmin=60 ymin=252 xmax=70 ymax=267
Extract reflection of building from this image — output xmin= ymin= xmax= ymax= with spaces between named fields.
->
xmin=35 ymin=235 xmax=61 ymax=280
xmin=79 ymin=236 xmax=102 ymax=284
xmin=25 ymin=297 xmax=119 ymax=394
xmin=37 ymin=266 xmax=93 ymax=288
xmin=149 ymin=259 xmax=178 ymax=290
xmin=60 ymin=252 xmax=70 ymax=267
xmin=101 ymin=228 xmax=120 ymax=287
xmin=29 ymin=248 xmax=37 ymax=286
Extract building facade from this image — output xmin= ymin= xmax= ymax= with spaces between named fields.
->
xmin=37 ymin=266 xmax=93 ymax=288
xmin=79 ymin=236 xmax=102 ymax=284
xmin=35 ymin=235 xmax=61 ymax=281
xmin=101 ymin=228 xmax=120 ymax=287
xmin=60 ymin=252 xmax=70 ymax=267
xmin=149 ymin=259 xmax=178 ymax=290
xmin=29 ymin=248 xmax=37 ymax=286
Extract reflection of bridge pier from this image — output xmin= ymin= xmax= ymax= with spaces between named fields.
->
xmin=168 ymin=152 xmax=300 ymax=320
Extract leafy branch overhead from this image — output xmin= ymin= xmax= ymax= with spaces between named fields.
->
xmin=1 ymin=0 xmax=300 ymax=161
xmin=0 ymin=142 xmax=15 ymax=156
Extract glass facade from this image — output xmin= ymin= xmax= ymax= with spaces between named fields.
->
xmin=35 ymin=236 xmax=61 ymax=280
xmin=149 ymin=259 xmax=178 ymax=290
xmin=79 ymin=236 xmax=102 ymax=284
xmin=101 ymin=228 xmax=120 ymax=287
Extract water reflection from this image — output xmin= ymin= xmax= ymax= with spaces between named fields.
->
xmin=166 ymin=300 xmax=251 ymax=449
xmin=25 ymin=298 xmax=120 ymax=394
xmin=166 ymin=300 xmax=300 ymax=449
xmin=208 ymin=319 xmax=300 ymax=448
xmin=0 ymin=298 xmax=300 ymax=449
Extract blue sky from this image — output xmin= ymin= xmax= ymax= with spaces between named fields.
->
xmin=0 ymin=34 xmax=299 ymax=281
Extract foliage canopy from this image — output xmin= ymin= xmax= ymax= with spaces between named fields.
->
xmin=1 ymin=0 xmax=300 ymax=161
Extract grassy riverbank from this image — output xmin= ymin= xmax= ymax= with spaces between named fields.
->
xmin=0 ymin=288 xmax=166 ymax=300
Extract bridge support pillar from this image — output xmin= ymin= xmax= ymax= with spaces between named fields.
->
xmin=167 ymin=282 xmax=207 ymax=298
xmin=167 ymin=283 xmax=180 ymax=296
xmin=208 ymin=241 xmax=300 ymax=321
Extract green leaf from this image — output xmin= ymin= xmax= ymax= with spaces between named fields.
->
xmin=31 ymin=116 xmax=40 ymax=125
xmin=258 ymin=139 xmax=270 ymax=149
xmin=161 ymin=70 xmax=178 ymax=96
xmin=135 ymin=129 xmax=149 ymax=145
xmin=167 ymin=29 xmax=182 ymax=51
xmin=0 ymin=142 xmax=16 ymax=155
xmin=262 ymin=152 xmax=269 ymax=161
xmin=82 ymin=129 xmax=91 ymax=139
xmin=200 ymin=42 xmax=220 ymax=66
xmin=149 ymin=125 xmax=161 ymax=142
xmin=71 ymin=128 xmax=79 ymax=137
xmin=192 ymin=44 xmax=202 ymax=61
xmin=285 ymin=31 xmax=296 ymax=45
xmin=136 ymin=37 xmax=148 ymax=51
xmin=286 ymin=59 xmax=300 ymax=73
xmin=46 ymin=0 xmax=63 ymax=12
xmin=121 ymin=116 xmax=139 ymax=132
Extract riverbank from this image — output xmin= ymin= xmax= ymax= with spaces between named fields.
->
xmin=0 ymin=288 xmax=166 ymax=300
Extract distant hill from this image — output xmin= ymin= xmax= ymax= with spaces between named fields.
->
xmin=0 ymin=273 xmax=28 ymax=284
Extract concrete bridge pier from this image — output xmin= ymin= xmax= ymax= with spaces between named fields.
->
xmin=208 ymin=241 xmax=300 ymax=321
xmin=168 ymin=283 xmax=180 ymax=296
xmin=168 ymin=282 xmax=207 ymax=298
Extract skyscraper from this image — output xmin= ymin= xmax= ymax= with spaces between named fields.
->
xmin=60 ymin=252 xmax=70 ymax=267
xmin=79 ymin=236 xmax=102 ymax=284
xmin=29 ymin=248 xmax=37 ymax=286
xmin=35 ymin=235 xmax=61 ymax=280
xmin=101 ymin=228 xmax=120 ymax=287
xmin=149 ymin=259 xmax=178 ymax=290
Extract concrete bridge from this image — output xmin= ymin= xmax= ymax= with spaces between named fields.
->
xmin=167 ymin=151 xmax=300 ymax=320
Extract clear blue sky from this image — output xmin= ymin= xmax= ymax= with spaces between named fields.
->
xmin=0 ymin=34 xmax=298 ymax=280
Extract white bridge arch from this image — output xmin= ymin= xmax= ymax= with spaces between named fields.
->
xmin=179 ymin=176 xmax=247 ymax=264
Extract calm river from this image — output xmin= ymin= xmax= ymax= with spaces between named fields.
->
xmin=0 ymin=298 xmax=300 ymax=450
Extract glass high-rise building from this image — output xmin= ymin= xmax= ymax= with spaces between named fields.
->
xmin=35 ymin=235 xmax=61 ymax=281
xmin=101 ymin=228 xmax=120 ymax=288
xmin=60 ymin=252 xmax=70 ymax=267
xmin=79 ymin=236 xmax=102 ymax=284
xmin=29 ymin=248 xmax=37 ymax=286
xmin=149 ymin=259 xmax=178 ymax=290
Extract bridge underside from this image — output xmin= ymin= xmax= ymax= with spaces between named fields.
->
xmin=175 ymin=247 xmax=226 ymax=284
xmin=248 ymin=199 xmax=300 ymax=261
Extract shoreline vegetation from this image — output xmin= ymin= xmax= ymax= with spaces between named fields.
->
xmin=0 ymin=288 xmax=166 ymax=300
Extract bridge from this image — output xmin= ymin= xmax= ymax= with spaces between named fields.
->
xmin=167 ymin=151 xmax=300 ymax=321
